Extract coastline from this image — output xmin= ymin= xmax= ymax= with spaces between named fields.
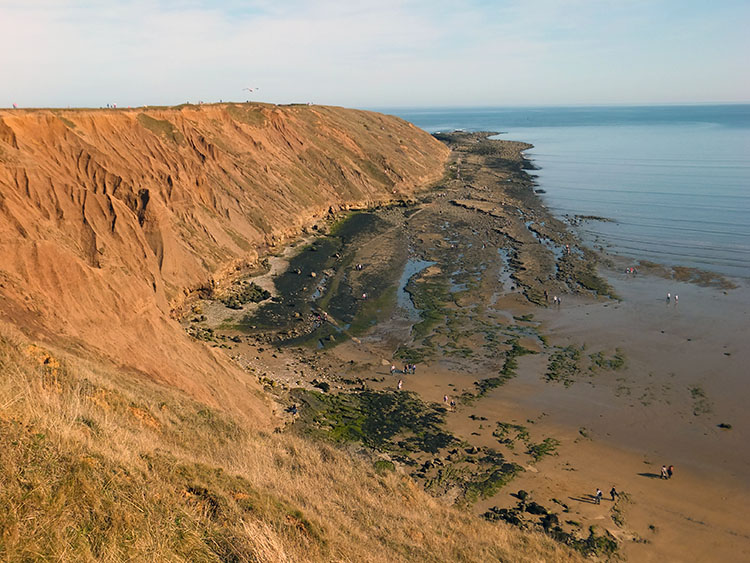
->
xmin=395 ymin=105 xmax=750 ymax=280
xmin=187 ymin=131 xmax=750 ymax=561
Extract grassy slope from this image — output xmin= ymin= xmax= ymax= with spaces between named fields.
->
xmin=0 ymin=107 xmax=582 ymax=561
xmin=0 ymin=326 xmax=580 ymax=562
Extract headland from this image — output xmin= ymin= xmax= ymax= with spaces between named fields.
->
xmin=1 ymin=104 xmax=747 ymax=561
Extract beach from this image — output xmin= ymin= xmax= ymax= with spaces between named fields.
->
xmin=459 ymin=273 xmax=750 ymax=561
xmin=189 ymin=132 xmax=750 ymax=561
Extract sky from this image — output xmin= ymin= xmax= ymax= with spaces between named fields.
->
xmin=1 ymin=0 xmax=749 ymax=109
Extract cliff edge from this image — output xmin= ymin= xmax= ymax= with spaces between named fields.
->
xmin=0 ymin=103 xmax=449 ymax=416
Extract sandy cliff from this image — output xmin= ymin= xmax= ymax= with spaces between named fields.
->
xmin=0 ymin=103 xmax=449 ymax=416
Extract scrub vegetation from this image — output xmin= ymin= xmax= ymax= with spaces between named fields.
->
xmin=0 ymin=330 xmax=579 ymax=562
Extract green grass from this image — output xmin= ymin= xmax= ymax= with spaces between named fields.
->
xmin=374 ymin=460 xmax=395 ymax=473
xmin=137 ymin=113 xmax=185 ymax=144
xmin=0 ymin=339 xmax=331 ymax=562
xmin=225 ymin=104 xmax=267 ymax=127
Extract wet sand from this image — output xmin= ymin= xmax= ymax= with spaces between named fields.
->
xmin=522 ymin=273 xmax=750 ymax=481
xmin=357 ymin=274 xmax=750 ymax=560
xmin=452 ymin=272 xmax=750 ymax=561
xmin=191 ymin=132 xmax=750 ymax=561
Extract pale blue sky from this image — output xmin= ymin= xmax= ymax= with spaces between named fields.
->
xmin=1 ymin=0 xmax=748 ymax=108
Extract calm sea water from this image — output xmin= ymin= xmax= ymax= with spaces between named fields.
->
xmin=385 ymin=106 xmax=750 ymax=279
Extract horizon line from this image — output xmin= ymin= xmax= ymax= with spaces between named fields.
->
xmin=3 ymin=100 xmax=750 ymax=112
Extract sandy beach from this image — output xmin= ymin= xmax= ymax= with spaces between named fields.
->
xmin=191 ymin=132 xmax=750 ymax=561
xmin=453 ymin=272 xmax=750 ymax=561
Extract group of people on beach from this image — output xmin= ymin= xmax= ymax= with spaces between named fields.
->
xmin=594 ymin=486 xmax=619 ymax=504
xmin=543 ymin=290 xmax=562 ymax=307
xmin=391 ymin=363 xmax=416 ymax=375
xmin=392 ymin=363 xmax=418 ymax=393
xmin=594 ymin=466 xmax=673 ymax=505
xmin=443 ymin=394 xmax=457 ymax=411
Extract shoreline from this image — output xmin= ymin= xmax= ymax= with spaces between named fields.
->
xmin=186 ymin=131 xmax=750 ymax=561
xmin=400 ymin=105 xmax=750 ymax=281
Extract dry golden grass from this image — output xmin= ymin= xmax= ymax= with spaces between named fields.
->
xmin=0 ymin=324 xmax=582 ymax=562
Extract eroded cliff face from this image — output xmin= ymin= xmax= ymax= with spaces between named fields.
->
xmin=0 ymin=103 xmax=449 ymax=416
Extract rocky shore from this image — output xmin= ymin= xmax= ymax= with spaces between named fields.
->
xmin=184 ymin=130 xmax=750 ymax=561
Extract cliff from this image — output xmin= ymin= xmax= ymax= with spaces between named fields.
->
xmin=0 ymin=103 xmax=449 ymax=415
xmin=0 ymin=105 xmax=585 ymax=562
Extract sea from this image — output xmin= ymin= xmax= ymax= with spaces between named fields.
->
xmin=383 ymin=105 xmax=750 ymax=280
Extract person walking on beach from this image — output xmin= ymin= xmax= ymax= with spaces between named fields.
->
xmin=398 ymin=379 xmax=403 ymax=390
xmin=667 ymin=293 xmax=671 ymax=303
xmin=661 ymin=465 xmax=669 ymax=479
xmin=595 ymin=488 xmax=602 ymax=504
xmin=667 ymin=465 xmax=674 ymax=479
xmin=390 ymin=365 xmax=396 ymax=375
xmin=674 ymin=295 xmax=678 ymax=305
xmin=610 ymin=486 xmax=619 ymax=501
